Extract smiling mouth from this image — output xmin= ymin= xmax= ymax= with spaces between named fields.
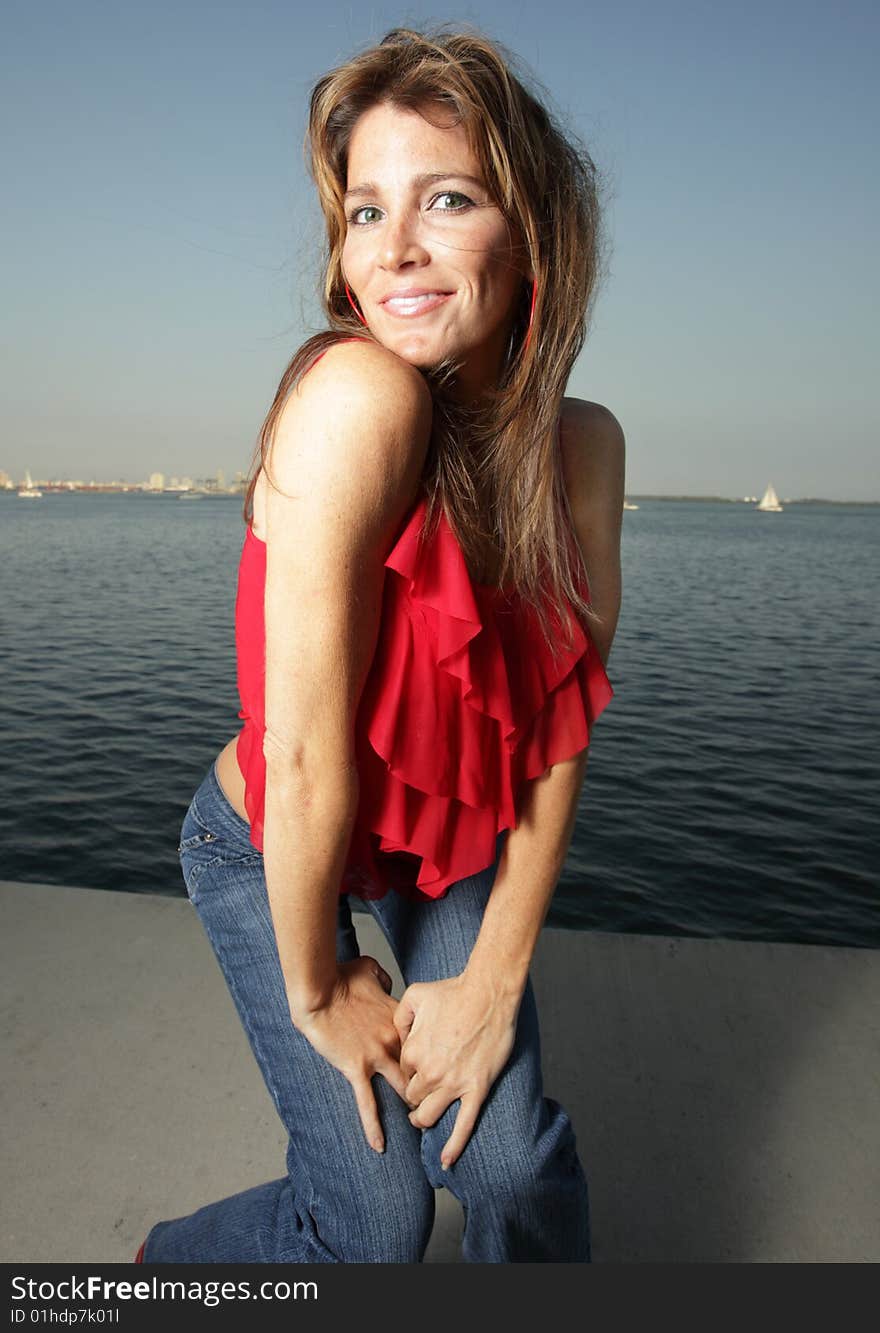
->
xmin=381 ymin=292 xmax=452 ymax=317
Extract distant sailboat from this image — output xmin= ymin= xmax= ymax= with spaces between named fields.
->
xmin=623 ymin=500 xmax=639 ymax=510
xmin=756 ymin=483 xmax=783 ymax=512
xmin=18 ymin=469 xmax=42 ymax=499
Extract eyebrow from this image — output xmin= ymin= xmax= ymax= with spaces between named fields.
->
xmin=343 ymin=171 xmax=486 ymax=202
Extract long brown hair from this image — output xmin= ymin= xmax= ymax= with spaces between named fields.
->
xmin=244 ymin=23 xmax=608 ymax=658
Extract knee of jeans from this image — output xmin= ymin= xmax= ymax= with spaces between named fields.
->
xmin=305 ymin=1177 xmax=435 ymax=1264
xmin=431 ymin=1143 xmax=542 ymax=1202
xmin=423 ymin=1101 xmax=581 ymax=1201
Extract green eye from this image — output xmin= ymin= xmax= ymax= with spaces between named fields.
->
xmin=433 ymin=191 xmax=470 ymax=210
xmin=350 ymin=205 xmax=382 ymax=225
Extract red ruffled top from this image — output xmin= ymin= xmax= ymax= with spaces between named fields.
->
xmin=234 ymin=492 xmax=614 ymax=902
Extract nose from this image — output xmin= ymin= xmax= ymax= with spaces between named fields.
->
xmin=377 ymin=209 xmax=430 ymax=270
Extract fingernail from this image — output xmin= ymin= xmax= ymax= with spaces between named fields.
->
xmin=441 ymin=1158 xmax=450 ymax=1171
xmin=373 ymin=1139 xmax=385 ymax=1153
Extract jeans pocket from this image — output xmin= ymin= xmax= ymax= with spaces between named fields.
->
xmin=178 ymin=798 xmax=261 ymax=902
xmin=178 ymin=801 xmax=218 ymax=854
xmin=178 ymin=801 xmax=224 ymax=900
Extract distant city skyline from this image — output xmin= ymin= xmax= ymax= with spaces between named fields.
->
xmin=0 ymin=462 xmax=874 ymax=503
xmin=3 ymin=466 xmax=876 ymax=505
xmin=0 ymin=466 xmax=244 ymax=490
xmin=3 ymin=1 xmax=877 ymax=501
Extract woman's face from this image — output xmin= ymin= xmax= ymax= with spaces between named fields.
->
xmin=341 ymin=100 xmax=529 ymax=397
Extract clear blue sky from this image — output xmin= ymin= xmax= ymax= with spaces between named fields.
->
xmin=3 ymin=0 xmax=877 ymax=498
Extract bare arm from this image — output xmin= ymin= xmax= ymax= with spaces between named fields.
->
xmin=259 ymin=340 xmax=432 ymax=1020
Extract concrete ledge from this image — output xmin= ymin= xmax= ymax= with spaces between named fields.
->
xmin=1 ymin=881 xmax=877 ymax=1263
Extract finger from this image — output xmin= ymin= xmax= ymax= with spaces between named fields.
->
xmin=404 ymin=1070 xmax=428 ymax=1108
xmin=407 ymin=1086 xmax=454 ymax=1131
xmin=376 ymin=1058 xmax=409 ymax=1104
xmin=439 ymin=1094 xmax=482 ymax=1170
xmin=398 ymin=1033 xmax=420 ymax=1084
xmin=351 ymin=1074 xmax=385 ymax=1154
xmin=392 ymin=990 xmax=416 ymax=1043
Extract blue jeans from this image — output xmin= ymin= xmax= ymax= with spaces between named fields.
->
xmin=143 ymin=760 xmax=591 ymax=1263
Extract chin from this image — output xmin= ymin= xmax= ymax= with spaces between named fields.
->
xmin=375 ymin=335 xmax=437 ymax=367
xmin=379 ymin=327 xmax=468 ymax=372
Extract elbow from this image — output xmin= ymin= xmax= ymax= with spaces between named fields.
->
xmin=262 ymin=728 xmax=359 ymax=809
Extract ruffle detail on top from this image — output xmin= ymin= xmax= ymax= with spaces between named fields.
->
xmin=340 ymin=494 xmax=614 ymax=901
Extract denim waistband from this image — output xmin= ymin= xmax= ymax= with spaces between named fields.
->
xmin=189 ymin=757 xmax=258 ymax=853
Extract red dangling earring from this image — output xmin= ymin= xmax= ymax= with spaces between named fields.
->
xmin=344 ymin=281 xmax=368 ymax=327
xmin=523 ymin=277 xmax=538 ymax=352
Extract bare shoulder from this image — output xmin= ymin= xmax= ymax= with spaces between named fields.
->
xmin=295 ymin=337 xmax=433 ymax=422
xmin=267 ymin=338 xmax=433 ymax=503
xmin=559 ymin=397 xmax=626 ymax=521
xmin=557 ymin=398 xmax=625 ymax=660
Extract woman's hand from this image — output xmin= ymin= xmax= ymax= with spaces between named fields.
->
xmin=292 ymin=956 xmax=409 ymax=1154
xmin=393 ymin=972 xmax=521 ymax=1169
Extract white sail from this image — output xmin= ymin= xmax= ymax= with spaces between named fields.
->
xmin=757 ymin=483 xmax=783 ymax=512
xmin=18 ymin=468 xmax=43 ymax=499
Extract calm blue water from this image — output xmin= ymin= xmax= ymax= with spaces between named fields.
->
xmin=1 ymin=492 xmax=877 ymax=947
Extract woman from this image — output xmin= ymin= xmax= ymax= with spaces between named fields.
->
xmin=139 ymin=25 xmax=624 ymax=1264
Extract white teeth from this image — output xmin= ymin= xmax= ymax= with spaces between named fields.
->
xmin=385 ymin=293 xmax=445 ymax=310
